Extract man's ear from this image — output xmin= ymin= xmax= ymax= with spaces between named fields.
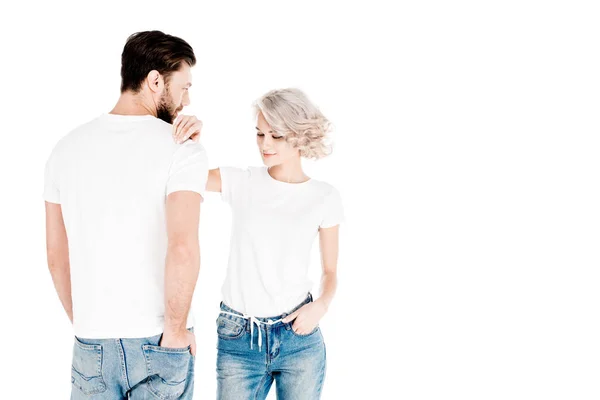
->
xmin=146 ymin=70 xmax=164 ymax=94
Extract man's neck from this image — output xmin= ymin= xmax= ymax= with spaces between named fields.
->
xmin=110 ymin=91 xmax=156 ymax=116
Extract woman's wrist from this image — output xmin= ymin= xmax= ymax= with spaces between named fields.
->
xmin=314 ymin=298 xmax=330 ymax=313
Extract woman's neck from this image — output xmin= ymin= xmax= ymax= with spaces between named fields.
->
xmin=267 ymin=160 xmax=310 ymax=184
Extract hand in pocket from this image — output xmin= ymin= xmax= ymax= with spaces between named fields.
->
xmin=160 ymin=329 xmax=197 ymax=355
xmin=282 ymin=301 xmax=327 ymax=335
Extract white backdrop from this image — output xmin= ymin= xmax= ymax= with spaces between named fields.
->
xmin=1 ymin=1 xmax=599 ymax=399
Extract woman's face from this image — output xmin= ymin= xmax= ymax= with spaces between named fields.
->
xmin=256 ymin=111 xmax=299 ymax=167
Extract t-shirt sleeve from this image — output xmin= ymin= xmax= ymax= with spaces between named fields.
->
xmin=166 ymin=141 xmax=209 ymax=199
xmin=219 ymin=166 xmax=250 ymax=204
xmin=320 ymin=186 xmax=345 ymax=228
xmin=43 ymin=146 xmax=61 ymax=204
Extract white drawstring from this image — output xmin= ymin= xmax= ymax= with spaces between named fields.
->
xmin=219 ymin=311 xmax=283 ymax=351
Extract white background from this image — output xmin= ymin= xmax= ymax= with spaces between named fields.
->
xmin=1 ymin=1 xmax=599 ymax=399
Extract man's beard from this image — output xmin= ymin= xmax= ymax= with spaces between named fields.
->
xmin=156 ymin=87 xmax=181 ymax=124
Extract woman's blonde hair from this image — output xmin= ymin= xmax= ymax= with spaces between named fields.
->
xmin=254 ymin=88 xmax=332 ymax=159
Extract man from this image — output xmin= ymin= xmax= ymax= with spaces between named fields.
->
xmin=44 ymin=31 xmax=206 ymax=399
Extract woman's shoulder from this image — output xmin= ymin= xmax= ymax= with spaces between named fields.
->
xmin=219 ymin=165 xmax=258 ymax=175
xmin=307 ymin=178 xmax=341 ymax=197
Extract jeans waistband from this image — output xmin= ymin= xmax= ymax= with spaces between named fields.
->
xmin=219 ymin=293 xmax=313 ymax=323
xmin=218 ymin=293 xmax=313 ymax=351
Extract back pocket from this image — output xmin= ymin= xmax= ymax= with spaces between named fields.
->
xmin=143 ymin=345 xmax=193 ymax=399
xmin=71 ymin=337 xmax=106 ymax=395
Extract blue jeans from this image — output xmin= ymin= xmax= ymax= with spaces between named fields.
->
xmin=70 ymin=329 xmax=195 ymax=399
xmin=216 ymin=294 xmax=327 ymax=400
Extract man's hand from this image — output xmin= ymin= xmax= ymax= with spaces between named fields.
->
xmin=282 ymin=300 xmax=328 ymax=335
xmin=173 ymin=115 xmax=202 ymax=144
xmin=160 ymin=329 xmax=197 ymax=355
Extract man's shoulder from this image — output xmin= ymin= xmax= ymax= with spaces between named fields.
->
xmin=171 ymin=140 xmax=208 ymax=165
xmin=179 ymin=139 xmax=207 ymax=152
xmin=145 ymin=117 xmax=173 ymax=135
xmin=51 ymin=115 xmax=105 ymax=151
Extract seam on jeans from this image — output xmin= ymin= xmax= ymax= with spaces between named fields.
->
xmin=217 ymin=311 xmax=247 ymax=326
xmin=117 ymin=339 xmax=132 ymax=391
xmin=316 ymin=341 xmax=327 ymax=398
xmin=253 ymin=374 xmax=270 ymax=400
xmin=143 ymin=344 xmax=192 ymax=353
xmin=74 ymin=336 xmax=102 ymax=350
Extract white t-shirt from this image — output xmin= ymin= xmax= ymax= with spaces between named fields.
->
xmin=43 ymin=114 xmax=208 ymax=339
xmin=220 ymin=166 xmax=344 ymax=317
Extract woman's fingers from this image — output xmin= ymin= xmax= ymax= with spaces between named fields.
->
xmin=293 ymin=321 xmax=315 ymax=335
xmin=177 ymin=118 xmax=195 ymax=141
xmin=282 ymin=309 xmax=301 ymax=323
xmin=172 ymin=116 xmax=203 ymax=143
xmin=183 ymin=120 xmax=202 ymax=141
xmin=172 ymin=115 xmax=186 ymax=139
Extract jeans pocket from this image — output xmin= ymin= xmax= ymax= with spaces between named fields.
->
xmin=216 ymin=315 xmax=245 ymax=339
xmin=71 ymin=337 xmax=107 ymax=395
xmin=143 ymin=345 xmax=193 ymax=399
xmin=288 ymin=323 xmax=320 ymax=337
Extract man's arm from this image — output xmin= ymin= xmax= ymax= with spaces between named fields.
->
xmin=161 ymin=190 xmax=202 ymax=354
xmin=45 ymin=202 xmax=73 ymax=323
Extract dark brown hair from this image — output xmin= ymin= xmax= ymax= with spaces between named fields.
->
xmin=120 ymin=31 xmax=196 ymax=93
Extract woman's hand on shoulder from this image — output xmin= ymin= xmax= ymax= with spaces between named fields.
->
xmin=173 ymin=115 xmax=202 ymax=144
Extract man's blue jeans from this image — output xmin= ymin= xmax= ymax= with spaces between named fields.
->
xmin=70 ymin=329 xmax=194 ymax=399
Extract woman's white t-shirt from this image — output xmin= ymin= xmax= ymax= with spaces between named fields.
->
xmin=219 ymin=166 xmax=344 ymax=317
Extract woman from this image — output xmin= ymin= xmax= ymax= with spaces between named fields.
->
xmin=175 ymin=88 xmax=344 ymax=399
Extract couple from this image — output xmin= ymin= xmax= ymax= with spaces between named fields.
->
xmin=43 ymin=31 xmax=343 ymax=400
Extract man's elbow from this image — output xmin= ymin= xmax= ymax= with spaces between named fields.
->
xmin=167 ymin=241 xmax=199 ymax=264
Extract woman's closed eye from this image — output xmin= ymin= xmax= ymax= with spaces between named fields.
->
xmin=257 ymin=133 xmax=284 ymax=140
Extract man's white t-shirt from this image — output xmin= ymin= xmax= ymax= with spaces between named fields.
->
xmin=43 ymin=114 xmax=208 ymax=339
xmin=220 ymin=166 xmax=344 ymax=317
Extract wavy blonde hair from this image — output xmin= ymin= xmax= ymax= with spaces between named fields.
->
xmin=254 ymin=88 xmax=332 ymax=159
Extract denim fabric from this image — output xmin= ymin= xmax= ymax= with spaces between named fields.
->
xmin=70 ymin=329 xmax=194 ymax=399
xmin=216 ymin=294 xmax=326 ymax=399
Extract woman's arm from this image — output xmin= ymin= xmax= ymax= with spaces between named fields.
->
xmin=282 ymin=225 xmax=340 ymax=334
xmin=315 ymin=225 xmax=340 ymax=309
xmin=206 ymin=168 xmax=222 ymax=192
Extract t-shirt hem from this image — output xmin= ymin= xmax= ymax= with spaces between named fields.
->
xmin=73 ymin=320 xmax=195 ymax=339
xmin=222 ymin=293 xmax=311 ymax=318
xmin=319 ymin=219 xmax=344 ymax=228
xmin=43 ymin=194 xmax=61 ymax=204
xmin=166 ymin=186 xmax=206 ymax=201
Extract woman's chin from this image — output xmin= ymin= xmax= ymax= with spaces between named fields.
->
xmin=261 ymin=157 xmax=279 ymax=167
